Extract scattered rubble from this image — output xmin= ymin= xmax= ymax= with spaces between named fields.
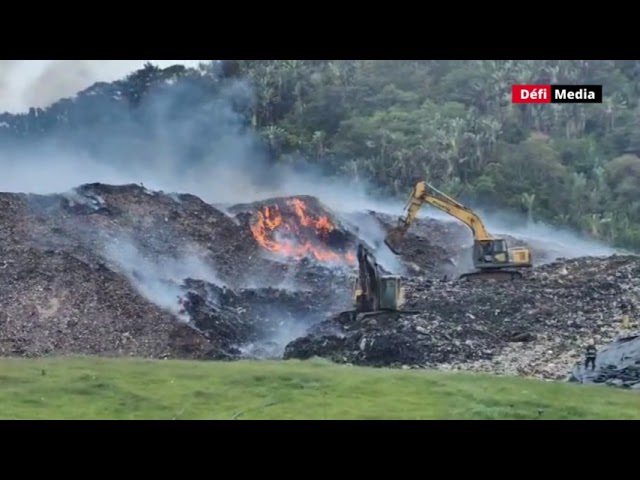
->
xmin=0 ymin=245 xmax=212 ymax=358
xmin=1 ymin=182 xmax=638 ymax=390
xmin=178 ymin=278 xmax=349 ymax=360
xmin=366 ymin=212 xmax=466 ymax=278
xmin=284 ymin=255 xmax=640 ymax=385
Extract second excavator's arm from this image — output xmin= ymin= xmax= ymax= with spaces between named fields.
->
xmin=355 ymin=243 xmax=383 ymax=311
xmin=384 ymin=181 xmax=493 ymax=254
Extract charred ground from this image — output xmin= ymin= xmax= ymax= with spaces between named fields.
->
xmin=0 ymin=183 xmax=357 ymax=359
xmin=1 ymin=183 xmax=639 ymax=389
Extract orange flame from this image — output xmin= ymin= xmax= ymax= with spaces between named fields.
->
xmin=250 ymin=198 xmax=355 ymax=264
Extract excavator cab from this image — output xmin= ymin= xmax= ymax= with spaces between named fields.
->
xmin=475 ymin=239 xmax=508 ymax=264
xmin=351 ymin=274 xmax=404 ymax=311
xmin=379 ymin=275 xmax=404 ymax=310
xmin=473 ymin=239 xmax=532 ymax=268
xmin=469 ymin=239 xmax=532 ymax=280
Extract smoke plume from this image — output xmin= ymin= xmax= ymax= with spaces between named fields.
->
xmin=0 ymin=60 xmax=623 ymax=275
xmin=102 ymin=237 xmax=224 ymax=317
xmin=0 ymin=60 xmax=207 ymax=114
xmin=0 ymin=63 xmax=371 ymax=209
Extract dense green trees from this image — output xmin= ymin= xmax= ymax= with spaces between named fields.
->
xmin=230 ymin=60 xmax=640 ymax=250
xmin=2 ymin=60 xmax=640 ymax=249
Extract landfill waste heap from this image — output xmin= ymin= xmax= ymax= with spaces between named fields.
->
xmin=0 ymin=182 xmax=638 ymax=389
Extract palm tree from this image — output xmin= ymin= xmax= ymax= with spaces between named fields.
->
xmin=521 ymin=193 xmax=536 ymax=223
xmin=602 ymin=94 xmax=627 ymax=131
xmin=311 ymin=130 xmax=327 ymax=158
xmin=585 ymin=213 xmax=604 ymax=238
xmin=340 ymin=159 xmax=361 ymax=182
xmin=543 ymin=64 xmax=560 ymax=83
xmin=261 ymin=125 xmax=286 ymax=156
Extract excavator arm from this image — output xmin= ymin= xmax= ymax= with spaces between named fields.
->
xmin=355 ymin=243 xmax=381 ymax=311
xmin=351 ymin=243 xmax=409 ymax=315
xmin=385 ymin=181 xmax=493 ymax=254
xmin=384 ymin=181 xmax=532 ymax=281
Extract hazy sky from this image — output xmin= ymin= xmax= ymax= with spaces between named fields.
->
xmin=0 ymin=60 xmax=209 ymax=114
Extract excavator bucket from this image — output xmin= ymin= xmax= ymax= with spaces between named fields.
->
xmin=383 ymin=229 xmax=404 ymax=255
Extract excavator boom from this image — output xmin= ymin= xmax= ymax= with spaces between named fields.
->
xmin=385 ymin=181 xmax=493 ymax=255
xmin=355 ymin=243 xmax=381 ymax=311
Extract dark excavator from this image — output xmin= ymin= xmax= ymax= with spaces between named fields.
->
xmin=341 ymin=243 xmax=417 ymax=321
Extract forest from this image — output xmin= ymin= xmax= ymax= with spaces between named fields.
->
xmin=2 ymin=60 xmax=640 ymax=249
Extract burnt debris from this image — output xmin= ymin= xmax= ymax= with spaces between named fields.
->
xmin=1 ymin=183 xmax=638 ymax=389
xmin=284 ymin=255 xmax=640 ymax=386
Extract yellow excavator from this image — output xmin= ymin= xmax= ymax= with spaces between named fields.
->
xmin=384 ymin=181 xmax=532 ymax=281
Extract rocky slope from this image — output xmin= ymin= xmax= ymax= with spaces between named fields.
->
xmin=1 ymin=182 xmax=639 ymax=389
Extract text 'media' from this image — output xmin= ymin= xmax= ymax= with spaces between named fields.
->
xmin=512 ymin=85 xmax=602 ymax=103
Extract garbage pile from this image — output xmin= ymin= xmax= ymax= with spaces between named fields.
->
xmin=0 ymin=244 xmax=209 ymax=358
xmin=2 ymin=182 xmax=637 ymax=389
xmin=229 ymin=195 xmax=359 ymax=266
xmin=285 ymin=255 xmax=640 ymax=382
xmin=0 ymin=184 xmax=353 ymax=359
xmin=178 ymin=277 xmax=350 ymax=360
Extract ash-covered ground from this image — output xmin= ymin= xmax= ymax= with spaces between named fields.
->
xmin=1 ymin=182 xmax=639 ymax=389
xmin=0 ymin=183 xmax=354 ymax=359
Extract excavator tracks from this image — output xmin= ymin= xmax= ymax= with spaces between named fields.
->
xmin=459 ymin=270 xmax=523 ymax=282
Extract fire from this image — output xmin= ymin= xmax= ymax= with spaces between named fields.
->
xmin=250 ymin=198 xmax=356 ymax=264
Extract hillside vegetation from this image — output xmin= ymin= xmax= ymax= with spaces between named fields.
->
xmin=2 ymin=357 xmax=640 ymax=419
xmin=2 ymin=60 xmax=640 ymax=248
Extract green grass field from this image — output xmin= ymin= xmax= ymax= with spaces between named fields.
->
xmin=1 ymin=356 xmax=639 ymax=419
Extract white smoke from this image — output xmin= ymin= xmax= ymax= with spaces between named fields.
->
xmin=102 ymin=237 xmax=224 ymax=317
xmin=414 ymin=205 xmax=622 ymax=262
xmin=0 ymin=59 xmax=625 ymax=275
xmin=0 ymin=60 xmax=208 ymax=114
xmin=0 ymin=67 xmax=371 ymax=211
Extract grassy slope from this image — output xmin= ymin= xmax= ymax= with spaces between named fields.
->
xmin=1 ymin=357 xmax=639 ymax=419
